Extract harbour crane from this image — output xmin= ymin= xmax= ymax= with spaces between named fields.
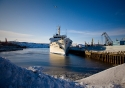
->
xmin=101 ymin=32 xmax=113 ymax=46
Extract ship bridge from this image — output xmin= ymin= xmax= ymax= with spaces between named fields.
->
xmin=53 ymin=34 xmax=67 ymax=39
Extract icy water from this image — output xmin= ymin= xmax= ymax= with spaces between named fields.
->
xmin=0 ymin=48 xmax=113 ymax=80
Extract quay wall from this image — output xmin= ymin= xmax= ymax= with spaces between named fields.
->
xmin=70 ymin=45 xmax=125 ymax=65
xmin=85 ymin=51 xmax=125 ymax=65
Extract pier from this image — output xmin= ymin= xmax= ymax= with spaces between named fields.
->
xmin=69 ymin=45 xmax=125 ymax=65
xmin=85 ymin=51 xmax=125 ymax=65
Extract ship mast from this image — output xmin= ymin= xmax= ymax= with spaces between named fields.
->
xmin=58 ymin=26 xmax=60 ymax=35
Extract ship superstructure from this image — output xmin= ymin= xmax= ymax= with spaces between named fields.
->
xmin=49 ymin=27 xmax=72 ymax=55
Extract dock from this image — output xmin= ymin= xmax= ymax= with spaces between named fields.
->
xmin=69 ymin=45 xmax=125 ymax=65
xmin=85 ymin=51 xmax=125 ymax=65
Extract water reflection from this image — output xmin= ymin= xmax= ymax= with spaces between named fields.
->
xmin=49 ymin=54 xmax=68 ymax=66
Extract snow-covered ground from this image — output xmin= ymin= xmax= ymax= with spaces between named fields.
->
xmin=70 ymin=45 xmax=125 ymax=52
xmin=0 ymin=57 xmax=81 ymax=88
xmin=0 ymin=56 xmax=125 ymax=88
xmin=76 ymin=64 xmax=125 ymax=88
xmin=10 ymin=41 xmax=49 ymax=48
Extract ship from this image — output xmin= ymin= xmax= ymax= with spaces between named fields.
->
xmin=49 ymin=26 xmax=72 ymax=55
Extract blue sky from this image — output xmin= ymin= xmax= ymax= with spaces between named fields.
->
xmin=0 ymin=0 xmax=125 ymax=44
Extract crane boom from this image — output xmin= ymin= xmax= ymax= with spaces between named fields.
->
xmin=101 ymin=32 xmax=113 ymax=46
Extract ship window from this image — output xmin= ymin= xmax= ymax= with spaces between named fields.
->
xmin=54 ymin=36 xmax=62 ymax=38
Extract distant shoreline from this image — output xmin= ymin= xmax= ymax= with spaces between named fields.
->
xmin=0 ymin=42 xmax=25 ymax=52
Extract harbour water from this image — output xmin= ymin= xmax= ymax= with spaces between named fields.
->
xmin=0 ymin=48 xmax=113 ymax=80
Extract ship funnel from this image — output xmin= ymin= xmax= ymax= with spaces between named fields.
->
xmin=58 ymin=26 xmax=60 ymax=35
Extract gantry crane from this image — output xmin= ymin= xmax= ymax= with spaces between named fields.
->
xmin=101 ymin=32 xmax=113 ymax=46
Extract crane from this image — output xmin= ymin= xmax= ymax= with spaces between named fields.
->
xmin=101 ymin=32 xmax=113 ymax=46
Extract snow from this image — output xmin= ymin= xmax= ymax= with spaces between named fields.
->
xmin=0 ymin=56 xmax=125 ymax=88
xmin=76 ymin=64 xmax=125 ymax=88
xmin=0 ymin=57 xmax=81 ymax=88
xmin=71 ymin=45 xmax=125 ymax=52
xmin=10 ymin=41 xmax=49 ymax=48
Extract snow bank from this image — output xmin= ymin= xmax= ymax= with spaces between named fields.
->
xmin=0 ymin=57 xmax=82 ymax=88
xmin=76 ymin=64 xmax=125 ymax=88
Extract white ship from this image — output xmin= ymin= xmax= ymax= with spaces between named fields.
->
xmin=49 ymin=26 xmax=72 ymax=55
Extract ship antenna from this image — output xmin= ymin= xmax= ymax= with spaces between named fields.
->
xmin=58 ymin=26 xmax=60 ymax=35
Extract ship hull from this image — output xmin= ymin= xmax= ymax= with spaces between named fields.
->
xmin=50 ymin=39 xmax=72 ymax=55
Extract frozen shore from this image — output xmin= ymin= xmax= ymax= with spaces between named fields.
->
xmin=0 ymin=57 xmax=82 ymax=88
xmin=76 ymin=63 xmax=125 ymax=88
xmin=44 ymin=71 xmax=92 ymax=81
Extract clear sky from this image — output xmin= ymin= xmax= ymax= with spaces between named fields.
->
xmin=0 ymin=0 xmax=125 ymax=44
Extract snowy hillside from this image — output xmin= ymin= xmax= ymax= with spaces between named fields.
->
xmin=0 ymin=57 xmax=82 ymax=88
xmin=10 ymin=41 xmax=49 ymax=48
